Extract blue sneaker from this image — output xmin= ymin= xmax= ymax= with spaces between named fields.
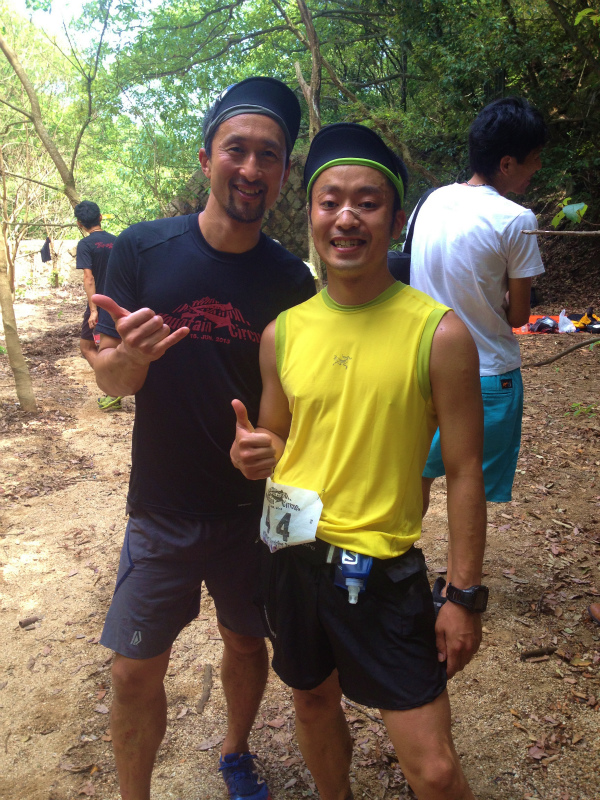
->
xmin=219 ymin=752 xmax=271 ymax=800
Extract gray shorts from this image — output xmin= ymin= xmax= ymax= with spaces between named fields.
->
xmin=100 ymin=506 xmax=266 ymax=659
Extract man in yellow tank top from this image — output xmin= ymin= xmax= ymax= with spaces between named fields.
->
xmin=231 ymin=124 xmax=487 ymax=800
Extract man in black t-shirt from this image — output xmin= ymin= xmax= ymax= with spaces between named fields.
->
xmin=74 ymin=201 xmax=120 ymax=410
xmin=92 ymin=78 xmax=314 ymax=800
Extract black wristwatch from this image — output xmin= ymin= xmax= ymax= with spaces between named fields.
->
xmin=446 ymin=583 xmax=489 ymax=613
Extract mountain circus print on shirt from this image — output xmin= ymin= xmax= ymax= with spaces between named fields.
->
xmin=161 ymin=296 xmax=262 ymax=344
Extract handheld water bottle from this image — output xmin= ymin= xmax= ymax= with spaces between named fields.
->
xmin=334 ymin=550 xmax=373 ymax=604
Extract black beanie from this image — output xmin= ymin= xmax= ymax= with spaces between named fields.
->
xmin=203 ymin=77 xmax=301 ymax=155
xmin=304 ymin=123 xmax=405 ymax=206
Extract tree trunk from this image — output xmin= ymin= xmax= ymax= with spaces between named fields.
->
xmin=0 ymin=233 xmax=37 ymax=411
xmin=401 ymin=49 xmax=408 ymax=112
xmin=48 ymin=234 xmax=59 ymax=288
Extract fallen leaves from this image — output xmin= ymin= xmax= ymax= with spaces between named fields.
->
xmin=503 ymin=568 xmax=529 ymax=584
xmin=196 ymin=663 xmax=212 ymax=715
xmin=196 ymin=734 xmax=224 ymax=751
xmin=60 ymin=762 xmax=96 ymax=774
xmin=280 ymin=756 xmax=300 ymax=767
xmin=72 ymin=661 xmax=94 ymax=675
xmin=528 ymin=744 xmax=547 ymax=760
xmin=514 ymin=721 xmax=529 ymax=732
xmin=569 ymin=657 xmax=591 ymax=667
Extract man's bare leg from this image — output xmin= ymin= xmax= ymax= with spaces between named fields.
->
xmin=292 ymin=671 xmax=353 ymax=800
xmin=218 ymin=623 xmax=268 ymax=756
xmin=110 ymin=648 xmax=171 ymax=800
xmin=80 ymin=337 xmax=98 ymax=369
xmin=381 ymin=690 xmax=474 ymax=799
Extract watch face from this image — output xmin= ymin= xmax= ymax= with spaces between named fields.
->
xmin=473 ymin=587 xmax=489 ymax=612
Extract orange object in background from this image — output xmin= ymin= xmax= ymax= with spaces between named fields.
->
xmin=513 ymin=315 xmax=559 ymax=334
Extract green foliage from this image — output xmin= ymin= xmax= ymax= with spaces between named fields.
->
xmin=551 ymin=198 xmax=589 ymax=228
xmin=24 ymin=0 xmax=52 ymax=11
xmin=574 ymin=8 xmax=600 ymax=26
xmin=2 ymin=0 xmax=600 ymax=231
xmin=564 ymin=402 xmax=597 ymax=417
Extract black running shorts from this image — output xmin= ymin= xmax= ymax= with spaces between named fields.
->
xmin=100 ymin=506 xmax=266 ymax=659
xmin=260 ymin=542 xmax=447 ymax=710
xmin=80 ymin=305 xmax=95 ymax=341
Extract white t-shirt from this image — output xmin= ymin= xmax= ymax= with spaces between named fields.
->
xmin=408 ymin=183 xmax=545 ymax=376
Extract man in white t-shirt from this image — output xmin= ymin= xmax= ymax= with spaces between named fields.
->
xmin=409 ymin=97 xmax=547 ymax=523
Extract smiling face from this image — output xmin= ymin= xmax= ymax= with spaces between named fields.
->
xmin=199 ymin=114 xmax=290 ymax=224
xmin=309 ymin=164 xmax=405 ymax=276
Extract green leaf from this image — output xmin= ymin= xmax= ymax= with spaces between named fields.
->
xmin=562 ymin=203 xmax=587 ymax=224
xmin=25 ymin=0 xmax=52 ymax=11
xmin=550 ymin=211 xmax=565 ymax=228
xmin=575 ymin=8 xmax=596 ymax=25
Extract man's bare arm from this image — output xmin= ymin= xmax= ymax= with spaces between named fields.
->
xmin=505 ymin=276 xmax=532 ymax=328
xmin=82 ymin=269 xmax=98 ymax=327
xmin=92 ymin=294 xmax=189 ymax=397
xmin=231 ymin=320 xmax=291 ymax=479
xmin=429 ymin=311 xmax=487 ymax=678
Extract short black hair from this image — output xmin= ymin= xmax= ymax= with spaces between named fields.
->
xmin=74 ymin=201 xmax=101 ymax=229
xmin=469 ymin=97 xmax=548 ymax=181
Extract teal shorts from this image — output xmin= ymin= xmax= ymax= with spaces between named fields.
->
xmin=423 ymin=368 xmax=523 ymax=503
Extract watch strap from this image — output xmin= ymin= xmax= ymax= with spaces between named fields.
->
xmin=446 ymin=583 xmax=489 ymax=612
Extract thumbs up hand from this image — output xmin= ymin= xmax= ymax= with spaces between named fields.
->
xmin=230 ymin=399 xmax=277 ymax=480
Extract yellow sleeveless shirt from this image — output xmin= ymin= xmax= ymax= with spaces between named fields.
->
xmin=273 ymin=281 xmax=449 ymax=559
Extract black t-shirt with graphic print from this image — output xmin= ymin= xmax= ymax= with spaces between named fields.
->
xmin=75 ymin=230 xmax=117 ymax=295
xmin=96 ymin=213 xmax=315 ymax=517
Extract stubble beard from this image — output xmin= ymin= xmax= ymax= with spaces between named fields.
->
xmin=225 ymin=191 xmax=266 ymax=224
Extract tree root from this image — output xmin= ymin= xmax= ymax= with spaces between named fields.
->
xmin=522 ymin=337 xmax=600 ymax=367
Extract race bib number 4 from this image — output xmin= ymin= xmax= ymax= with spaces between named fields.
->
xmin=260 ymin=478 xmax=323 ymax=553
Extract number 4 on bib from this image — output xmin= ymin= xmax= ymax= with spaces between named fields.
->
xmin=260 ymin=478 xmax=323 ymax=553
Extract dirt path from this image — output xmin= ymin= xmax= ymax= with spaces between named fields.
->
xmin=1 ymin=285 xmax=599 ymax=800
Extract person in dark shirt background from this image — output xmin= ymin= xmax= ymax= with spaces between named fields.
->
xmin=74 ymin=200 xmax=119 ymax=410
